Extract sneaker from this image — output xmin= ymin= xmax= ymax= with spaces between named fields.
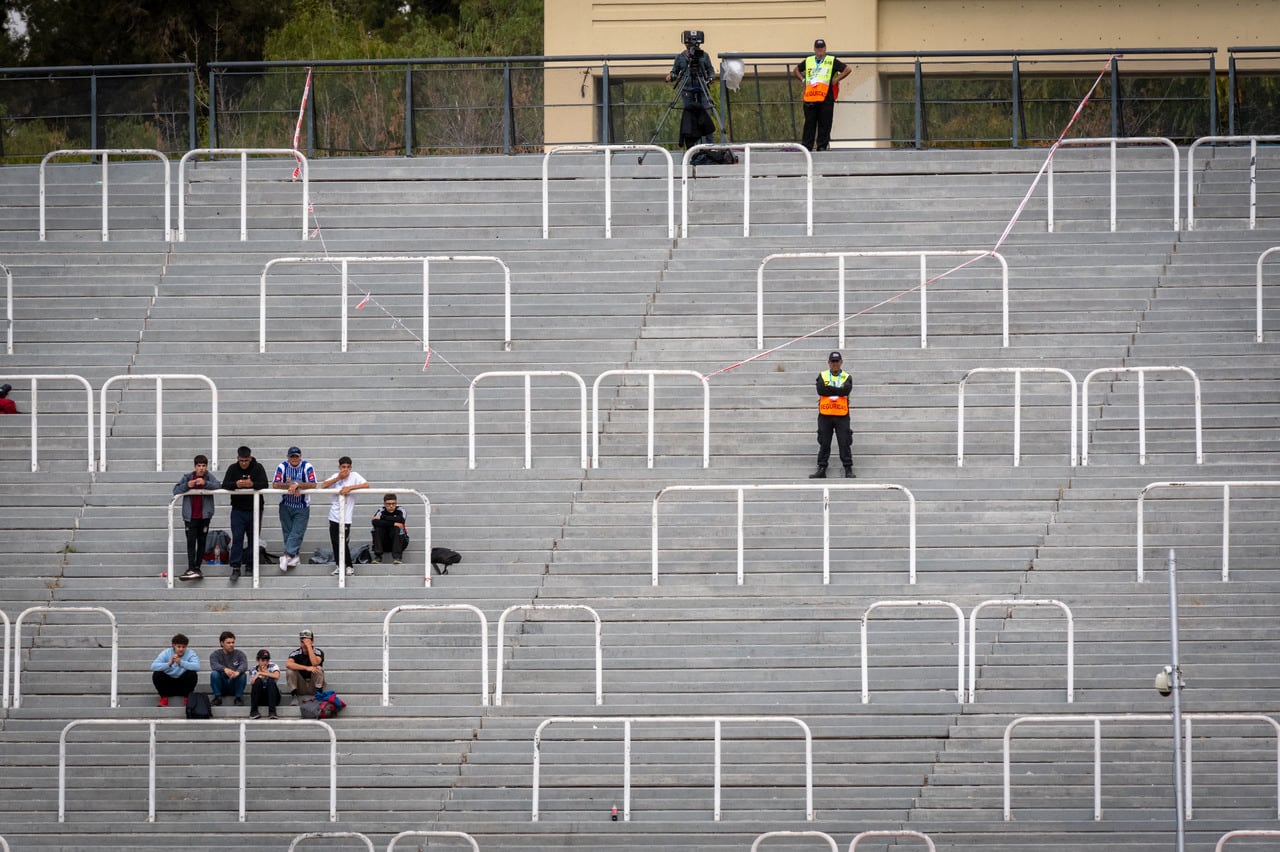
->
xmin=230 ymin=567 xmax=241 ymax=583
xmin=212 ymin=696 xmax=223 ymax=706
xmin=393 ymin=559 xmax=402 ymax=565
xmin=178 ymin=569 xmax=204 ymax=582
xmin=233 ymin=697 xmax=244 ymax=706
xmin=287 ymin=554 xmax=301 ymax=568
xmin=331 ymin=566 xmax=341 ymax=576
xmin=372 ymin=556 xmax=383 ymax=564
xmin=249 ymin=711 xmax=261 ymax=720
xmin=268 ymin=711 xmax=279 ymax=720
xmin=183 ymin=696 xmax=189 ymax=707
xmin=157 ymin=696 xmax=169 ymax=707
xmin=279 ymin=554 xmax=289 ymax=572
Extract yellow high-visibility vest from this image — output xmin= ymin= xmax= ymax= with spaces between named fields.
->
xmin=803 ymin=55 xmax=835 ymax=103
xmin=818 ymin=369 xmax=850 ymax=416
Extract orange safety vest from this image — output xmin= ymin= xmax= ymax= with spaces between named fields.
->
xmin=817 ymin=369 xmax=850 ymax=416
xmin=803 ymin=55 xmax=835 ymax=103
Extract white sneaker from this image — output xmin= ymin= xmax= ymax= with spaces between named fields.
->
xmin=346 ymin=566 xmax=355 ymax=576
xmin=330 ymin=566 xmax=340 ymax=576
xmin=287 ymin=554 xmax=300 ymax=568
xmin=279 ymin=555 xmax=289 ymax=572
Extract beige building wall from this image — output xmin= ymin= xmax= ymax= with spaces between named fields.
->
xmin=544 ymin=0 xmax=1280 ymax=146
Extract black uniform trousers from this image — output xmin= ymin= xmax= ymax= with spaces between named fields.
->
xmin=801 ymin=99 xmax=836 ymax=151
xmin=816 ymin=413 xmax=853 ymax=469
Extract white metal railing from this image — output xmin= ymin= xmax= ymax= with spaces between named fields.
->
xmin=288 ymin=832 xmax=374 ymax=852
xmin=0 ymin=609 xmax=9 ymax=710
xmin=382 ymin=604 xmax=489 ymax=707
xmin=1257 ymin=246 xmax=1280 ymax=343
xmin=59 ymin=718 xmax=337 ymax=822
xmin=1187 ymin=135 xmax=1280 ymax=230
xmin=957 ymin=367 xmax=1078 ymax=467
xmin=531 ymin=715 xmax=813 ymax=822
xmin=751 ymin=830 xmax=837 ymax=852
xmin=495 ymin=604 xmax=602 ymax=707
xmin=1136 ymin=481 xmax=1280 ymax=582
xmin=387 ymin=831 xmax=481 ymax=851
xmin=177 ymin=148 xmax=309 ymax=241
xmin=468 ymin=370 xmax=587 ymax=469
xmin=40 ymin=149 xmax=171 ymax=242
xmin=591 ymin=369 xmax=710 ymax=469
xmin=167 ymin=486 xmax=432 ymax=590
xmin=2 ymin=262 xmax=12 ymax=354
xmin=1047 ymin=137 xmax=1180 ymax=232
xmin=861 ymin=600 xmax=965 ymax=704
xmin=100 ymin=373 xmax=218 ymax=472
xmin=0 ymin=374 xmax=95 ymax=471
xmin=969 ymin=599 xmax=1074 ymax=704
xmin=681 ymin=143 xmax=813 ymax=238
xmin=259 ymin=255 xmax=512 ymax=353
xmin=1080 ymin=366 xmax=1203 ymax=466
xmin=1217 ymin=830 xmax=1280 ymax=851
xmin=756 ymin=250 xmax=1009 ymax=349
xmin=849 ymin=831 xmax=937 ymax=851
xmin=652 ymin=483 xmax=917 ymax=586
xmin=14 ymin=606 xmax=118 ymax=709
xmin=1003 ymin=713 xmax=1280 ymax=821
xmin=542 ymin=144 xmax=674 ymax=239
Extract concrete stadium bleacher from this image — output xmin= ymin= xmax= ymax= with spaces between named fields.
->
xmin=0 ymin=143 xmax=1278 ymax=850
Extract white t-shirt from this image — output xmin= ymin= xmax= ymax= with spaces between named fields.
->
xmin=327 ymin=471 xmax=368 ymax=523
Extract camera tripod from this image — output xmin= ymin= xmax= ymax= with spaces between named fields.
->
xmin=638 ymin=54 xmax=723 ymax=165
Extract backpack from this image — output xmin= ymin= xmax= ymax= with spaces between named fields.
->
xmin=309 ymin=547 xmax=335 ymax=564
xmin=301 ymin=690 xmax=346 ymax=719
xmin=430 ymin=546 xmax=462 ymax=575
xmin=186 ymin=691 xmax=213 ymax=719
xmin=354 ymin=544 xmax=373 ymax=564
xmin=690 ymin=148 xmax=738 ymax=167
xmin=202 ymin=529 xmax=230 ymax=564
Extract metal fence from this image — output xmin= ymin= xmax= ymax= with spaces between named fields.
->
xmin=2 ymin=48 xmax=1277 ymax=160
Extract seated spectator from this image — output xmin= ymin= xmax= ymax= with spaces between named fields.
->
xmin=370 ymin=493 xmax=409 ymax=564
xmin=248 ymin=648 xmax=282 ymax=720
xmin=286 ymin=628 xmax=326 ymax=695
xmin=208 ymin=630 xmax=247 ymax=706
xmin=150 ymin=633 xmax=200 ymax=707
xmin=0 ymin=382 xmax=17 ymax=414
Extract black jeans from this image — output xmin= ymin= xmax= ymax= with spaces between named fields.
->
xmin=816 ymin=414 xmax=853 ymax=469
xmin=153 ymin=669 xmax=198 ymax=698
xmin=250 ymin=677 xmax=281 ymax=714
xmin=183 ymin=518 xmax=211 ymax=570
xmin=329 ymin=521 xmax=353 ymax=568
xmin=372 ymin=526 xmax=405 ymax=559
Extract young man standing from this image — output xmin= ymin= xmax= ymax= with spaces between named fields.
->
xmin=321 ymin=456 xmax=369 ymax=576
xmin=173 ymin=454 xmax=217 ymax=582
xmin=220 ymin=446 xmax=269 ymax=581
xmin=208 ymin=630 xmax=248 ymax=706
xmin=272 ymin=446 xmax=316 ymax=572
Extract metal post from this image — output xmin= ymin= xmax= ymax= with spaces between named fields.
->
xmin=154 ymin=377 xmax=164 ymax=472
xmin=208 ymin=70 xmax=218 ymax=149
xmin=1109 ymin=57 xmax=1120 ymax=139
xmin=1228 ymin=55 xmax=1237 ymax=136
xmin=188 ymin=68 xmax=198 ymax=151
xmin=736 ymin=489 xmax=745 ymax=585
xmin=600 ymin=63 xmax=611 ymax=144
xmin=913 ymin=59 xmax=924 ymax=150
xmin=239 ymin=151 xmax=248 ymax=241
xmin=1209 ymin=54 xmax=1219 ymax=137
xmin=90 ymin=71 xmax=99 ymax=150
xmin=502 ymin=63 xmax=514 ymax=154
xmin=404 ymin=65 xmax=414 ymax=156
xmin=1167 ymin=548 xmax=1187 ymax=852
xmin=1011 ymin=57 xmax=1022 ymax=148
xmin=306 ymin=73 xmax=316 ymax=158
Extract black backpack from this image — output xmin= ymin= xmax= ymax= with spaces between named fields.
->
xmin=430 ymin=546 xmax=462 ymax=575
xmin=186 ymin=691 xmax=213 ymax=719
xmin=690 ymin=148 xmax=738 ymax=167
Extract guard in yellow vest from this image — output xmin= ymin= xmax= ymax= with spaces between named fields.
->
xmin=793 ymin=38 xmax=852 ymax=151
xmin=810 ymin=351 xmax=855 ymax=478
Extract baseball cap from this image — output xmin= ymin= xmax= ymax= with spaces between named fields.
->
xmin=287 ymin=446 xmax=302 ymax=456
xmin=814 ymin=38 xmax=826 ymax=48
xmin=0 ymin=383 xmax=11 ymax=395
xmin=256 ymin=649 xmax=271 ymax=660
xmin=828 ymin=351 xmax=843 ymax=361
xmin=299 ymin=629 xmax=314 ymax=639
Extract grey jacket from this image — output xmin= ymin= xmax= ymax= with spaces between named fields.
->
xmin=173 ymin=471 xmax=218 ymax=522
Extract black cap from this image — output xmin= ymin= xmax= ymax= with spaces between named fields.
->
xmin=256 ymin=649 xmax=270 ymax=660
xmin=828 ymin=351 xmax=842 ymax=361
xmin=0 ymin=383 xmax=10 ymax=395
xmin=814 ymin=38 xmax=826 ymax=48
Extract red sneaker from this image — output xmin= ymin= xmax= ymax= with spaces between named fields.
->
xmin=157 ymin=696 xmax=169 ymax=707
xmin=183 ymin=696 xmax=189 ymax=707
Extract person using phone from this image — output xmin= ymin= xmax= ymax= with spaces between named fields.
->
xmin=174 ymin=455 xmax=218 ymax=582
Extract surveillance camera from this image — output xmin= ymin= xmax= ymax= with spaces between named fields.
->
xmin=1154 ymin=666 xmax=1174 ymax=697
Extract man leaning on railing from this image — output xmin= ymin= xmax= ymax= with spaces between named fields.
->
xmin=173 ymin=454 xmax=218 ymax=582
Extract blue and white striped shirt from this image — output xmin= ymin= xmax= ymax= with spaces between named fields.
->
xmin=274 ymin=459 xmax=316 ymax=508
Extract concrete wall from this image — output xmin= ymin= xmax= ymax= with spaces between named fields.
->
xmin=544 ymin=0 xmax=1280 ymax=146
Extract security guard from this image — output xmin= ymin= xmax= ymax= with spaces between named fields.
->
xmin=810 ymin=351 xmax=854 ymax=478
xmin=793 ymin=38 xmax=852 ymax=151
